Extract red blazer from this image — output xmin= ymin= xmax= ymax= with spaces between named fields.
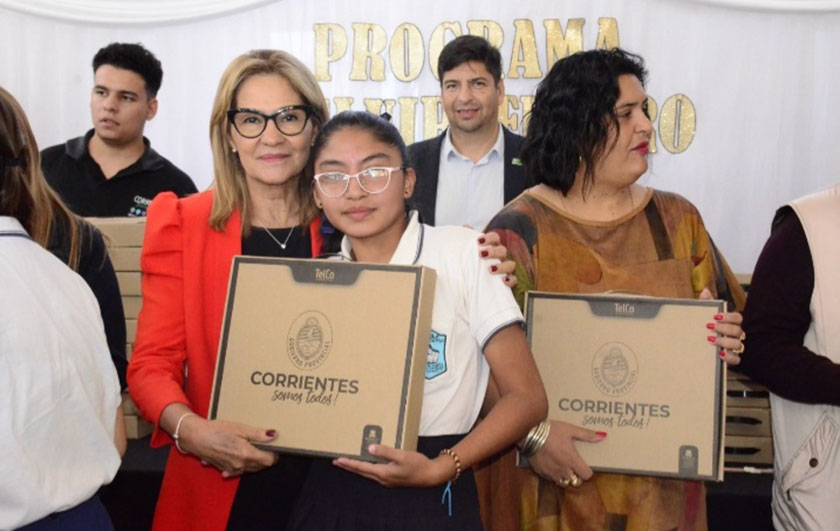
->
xmin=127 ymin=190 xmax=323 ymax=531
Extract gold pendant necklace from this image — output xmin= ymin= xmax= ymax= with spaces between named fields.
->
xmin=263 ymin=227 xmax=295 ymax=250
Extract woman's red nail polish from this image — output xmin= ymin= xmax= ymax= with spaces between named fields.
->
xmin=719 ymin=351 xmax=726 ymax=359
xmin=478 ymin=237 xmax=486 ymax=244
xmin=706 ymin=323 xmax=716 ymax=330
xmin=714 ymin=314 xmax=724 ymax=321
xmin=596 ymin=431 xmax=607 ymax=439
xmin=266 ymin=430 xmax=277 ymax=437
xmin=481 ymin=250 xmax=489 ymax=257
xmin=707 ymin=335 xmax=717 ymax=343
xmin=491 ymin=265 xmax=498 ymax=272
xmin=504 ymin=275 xmax=511 ymax=282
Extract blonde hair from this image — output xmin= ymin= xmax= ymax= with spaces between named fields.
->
xmin=208 ymin=50 xmax=329 ymax=234
xmin=0 ymin=86 xmax=84 ymax=269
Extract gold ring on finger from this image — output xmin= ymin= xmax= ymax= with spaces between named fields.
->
xmin=733 ymin=343 xmax=745 ymax=355
xmin=556 ymin=477 xmax=570 ymax=488
xmin=569 ymin=473 xmax=583 ymax=488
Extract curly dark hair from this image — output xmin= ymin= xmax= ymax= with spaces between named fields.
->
xmin=522 ymin=48 xmax=648 ymax=196
xmin=92 ymin=42 xmax=163 ymax=98
xmin=437 ymin=35 xmax=502 ymax=84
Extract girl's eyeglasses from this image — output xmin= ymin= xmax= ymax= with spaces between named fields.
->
xmin=313 ymin=166 xmax=405 ymax=198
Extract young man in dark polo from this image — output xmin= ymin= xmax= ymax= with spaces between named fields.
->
xmin=409 ymin=35 xmax=526 ymax=230
xmin=42 ymin=42 xmax=196 ymax=217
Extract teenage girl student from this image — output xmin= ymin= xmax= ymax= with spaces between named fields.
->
xmin=286 ymin=111 xmax=548 ymax=529
xmin=127 ymin=50 xmax=513 ymax=531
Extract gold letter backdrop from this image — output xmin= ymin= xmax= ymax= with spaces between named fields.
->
xmin=2 ymin=0 xmax=840 ymax=273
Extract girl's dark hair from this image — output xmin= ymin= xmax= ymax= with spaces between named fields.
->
xmin=310 ymin=111 xmax=411 ymax=169
xmin=522 ymin=48 xmax=648 ymax=196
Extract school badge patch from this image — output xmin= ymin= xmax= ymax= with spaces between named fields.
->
xmin=426 ymin=330 xmax=447 ymax=380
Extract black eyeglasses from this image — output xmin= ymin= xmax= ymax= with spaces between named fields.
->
xmin=227 ymin=105 xmax=316 ymax=138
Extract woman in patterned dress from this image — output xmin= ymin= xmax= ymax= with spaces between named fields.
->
xmin=478 ymin=48 xmax=747 ymax=531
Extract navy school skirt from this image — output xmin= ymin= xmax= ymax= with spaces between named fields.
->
xmin=287 ymin=434 xmax=482 ymax=531
xmin=226 ymin=454 xmax=312 ymax=530
xmin=17 ymin=495 xmax=113 ymax=531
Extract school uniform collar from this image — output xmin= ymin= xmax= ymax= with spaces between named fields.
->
xmin=0 ymin=216 xmax=31 ymax=239
xmin=339 ymin=210 xmax=424 ymax=265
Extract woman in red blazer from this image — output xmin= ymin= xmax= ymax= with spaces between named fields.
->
xmin=127 ymin=50 xmax=512 ymax=531
xmin=127 ymin=50 xmax=332 ymax=531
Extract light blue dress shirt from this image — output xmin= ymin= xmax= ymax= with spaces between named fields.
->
xmin=434 ymin=124 xmax=505 ymax=230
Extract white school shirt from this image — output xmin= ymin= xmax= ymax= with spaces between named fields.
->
xmin=435 ymin=124 xmax=505 ymax=230
xmin=340 ymin=211 xmax=523 ymax=435
xmin=0 ymin=217 xmax=121 ymax=530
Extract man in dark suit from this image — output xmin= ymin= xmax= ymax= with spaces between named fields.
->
xmin=408 ymin=35 xmax=527 ymax=229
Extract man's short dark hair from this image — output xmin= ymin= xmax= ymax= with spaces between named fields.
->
xmin=92 ymin=43 xmax=163 ymax=99
xmin=437 ymin=35 xmax=503 ymax=84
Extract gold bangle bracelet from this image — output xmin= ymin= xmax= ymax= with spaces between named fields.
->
xmin=439 ymin=448 xmax=462 ymax=483
xmin=520 ymin=420 xmax=551 ymax=457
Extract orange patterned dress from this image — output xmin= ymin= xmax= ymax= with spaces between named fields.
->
xmin=479 ymin=187 xmax=745 ymax=531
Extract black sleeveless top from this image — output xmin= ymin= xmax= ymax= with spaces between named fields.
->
xmin=226 ymin=224 xmax=314 ymax=530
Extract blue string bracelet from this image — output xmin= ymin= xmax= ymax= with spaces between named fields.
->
xmin=441 ymin=481 xmax=453 ymax=517
xmin=439 ymin=448 xmax=462 ymax=517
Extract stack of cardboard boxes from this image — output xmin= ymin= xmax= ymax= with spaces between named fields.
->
xmin=725 ymin=371 xmax=774 ymax=467
xmin=87 ymin=217 xmax=151 ymax=439
xmin=725 ymin=275 xmax=773 ymax=469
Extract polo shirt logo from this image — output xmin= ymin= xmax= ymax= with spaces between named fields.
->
xmin=128 ymin=195 xmax=152 ymax=217
xmin=425 ymin=329 xmax=447 ymax=380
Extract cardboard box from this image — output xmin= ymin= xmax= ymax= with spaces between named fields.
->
xmin=209 ymin=257 xmax=435 ymax=461
xmin=109 ymin=247 xmax=143 ymax=272
xmin=121 ymin=392 xmax=140 ymax=416
xmin=727 ymin=378 xmax=770 ymax=408
xmin=724 ymin=435 xmax=773 ymax=466
xmin=727 ymin=368 xmax=751 ymax=381
xmin=86 ymin=217 xmax=146 ymax=247
xmin=725 ymin=406 xmax=771 ymax=437
xmin=122 ymin=296 xmax=142 ymax=319
xmin=125 ymin=319 xmax=137 ymax=343
xmin=734 ymin=273 xmax=752 ymax=287
xmin=124 ymin=415 xmax=153 ymax=439
xmin=116 ymin=272 xmax=142 ymax=296
xmin=525 ymin=292 xmax=726 ymax=481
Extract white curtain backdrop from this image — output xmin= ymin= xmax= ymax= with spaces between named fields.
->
xmin=686 ymin=0 xmax=840 ymax=11
xmin=0 ymin=0 xmax=277 ymax=23
xmin=1 ymin=0 xmax=839 ymax=274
